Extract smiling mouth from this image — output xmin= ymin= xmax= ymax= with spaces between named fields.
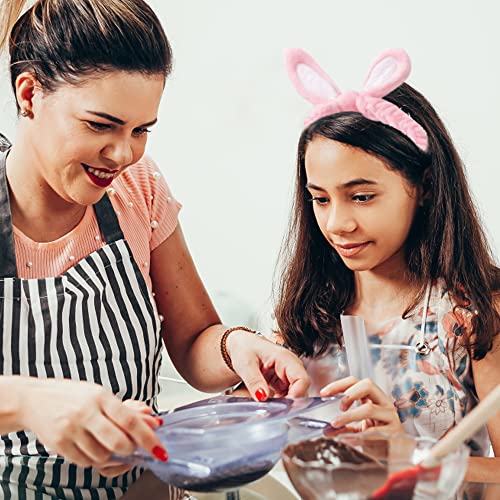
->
xmin=82 ymin=164 xmax=116 ymax=179
xmin=82 ymin=163 xmax=117 ymax=187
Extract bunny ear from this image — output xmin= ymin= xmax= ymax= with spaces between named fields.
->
xmin=362 ymin=48 xmax=411 ymax=98
xmin=285 ymin=48 xmax=341 ymax=105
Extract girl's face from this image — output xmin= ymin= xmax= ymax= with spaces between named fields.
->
xmin=304 ymin=136 xmax=420 ymax=274
xmin=25 ymin=71 xmax=164 ymax=206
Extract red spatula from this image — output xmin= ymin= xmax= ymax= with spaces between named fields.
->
xmin=371 ymin=384 xmax=500 ymax=499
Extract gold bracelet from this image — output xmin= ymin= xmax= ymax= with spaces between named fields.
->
xmin=220 ymin=326 xmax=261 ymax=372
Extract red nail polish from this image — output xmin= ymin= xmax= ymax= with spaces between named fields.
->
xmin=152 ymin=445 xmax=168 ymax=462
xmin=255 ymin=388 xmax=267 ymax=402
xmin=155 ymin=417 xmax=164 ymax=426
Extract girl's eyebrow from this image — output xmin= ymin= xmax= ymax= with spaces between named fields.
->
xmin=305 ymin=183 xmax=326 ymax=192
xmin=85 ymin=110 xmax=158 ymax=128
xmin=305 ymin=178 xmax=377 ymax=191
xmin=339 ymin=178 xmax=377 ymax=189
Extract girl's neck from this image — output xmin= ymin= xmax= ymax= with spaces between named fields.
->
xmin=346 ymin=250 xmax=422 ymax=323
xmin=6 ymin=140 xmax=86 ymax=243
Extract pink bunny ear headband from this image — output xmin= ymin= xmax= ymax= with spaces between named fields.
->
xmin=285 ymin=48 xmax=428 ymax=152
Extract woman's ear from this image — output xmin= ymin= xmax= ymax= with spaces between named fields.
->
xmin=15 ymin=72 xmax=41 ymax=117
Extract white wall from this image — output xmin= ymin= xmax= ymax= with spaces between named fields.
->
xmin=1 ymin=0 xmax=499 ymax=326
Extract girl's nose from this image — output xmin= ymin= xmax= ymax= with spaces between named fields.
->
xmin=326 ymin=204 xmax=357 ymax=235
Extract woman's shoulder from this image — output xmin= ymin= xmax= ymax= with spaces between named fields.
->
xmin=111 ymin=154 xmax=181 ymax=252
xmin=115 ymin=154 xmax=166 ymax=199
xmin=112 ymin=154 xmax=180 ymax=213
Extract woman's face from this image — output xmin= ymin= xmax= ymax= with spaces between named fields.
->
xmin=26 ymin=71 xmax=164 ymax=206
xmin=304 ymin=136 xmax=420 ymax=274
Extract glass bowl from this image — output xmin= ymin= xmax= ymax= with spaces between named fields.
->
xmin=113 ymin=395 xmax=343 ymax=492
xmin=282 ymin=432 xmax=470 ymax=499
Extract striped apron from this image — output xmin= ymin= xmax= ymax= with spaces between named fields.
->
xmin=0 ymin=147 xmax=163 ymax=499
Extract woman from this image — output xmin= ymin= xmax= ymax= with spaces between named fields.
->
xmin=0 ymin=1 xmax=310 ymax=497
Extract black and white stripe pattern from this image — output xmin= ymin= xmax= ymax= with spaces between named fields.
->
xmin=0 ymin=240 xmax=162 ymax=498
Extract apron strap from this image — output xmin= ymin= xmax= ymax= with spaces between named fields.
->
xmin=93 ymin=192 xmax=125 ymax=244
xmin=0 ymin=148 xmax=19 ymax=279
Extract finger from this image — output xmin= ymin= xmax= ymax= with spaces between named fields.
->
xmin=142 ymin=414 xmax=163 ymax=429
xmin=101 ymin=397 xmax=168 ymax=462
xmin=341 ymin=378 xmax=392 ymax=408
xmin=282 ymin=363 xmax=311 ymax=398
xmin=122 ymin=400 xmax=162 ymax=428
xmin=233 ymin=358 xmax=270 ymax=402
xmin=332 ymin=402 xmax=396 ymax=428
xmin=75 ymin=429 xmax=122 ymax=465
xmin=123 ymin=400 xmax=152 ymax=415
xmin=323 ymin=425 xmax=350 ymax=438
xmin=320 ymin=376 xmax=360 ymax=396
xmin=266 ymin=372 xmax=288 ymax=396
xmin=87 ymin=414 xmax=137 ymax=457
xmin=263 ymin=356 xmax=310 ymax=398
xmin=58 ymin=442 xmax=95 ymax=468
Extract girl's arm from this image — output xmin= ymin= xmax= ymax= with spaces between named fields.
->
xmin=150 ymin=225 xmax=310 ymax=397
xmin=468 ymin=328 xmax=500 ymax=483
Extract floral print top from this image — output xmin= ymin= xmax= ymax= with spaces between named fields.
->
xmin=302 ymin=279 xmax=490 ymax=457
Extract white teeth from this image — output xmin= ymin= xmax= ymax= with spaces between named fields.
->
xmin=87 ymin=166 xmax=115 ymax=179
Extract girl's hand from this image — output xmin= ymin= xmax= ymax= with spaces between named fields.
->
xmin=320 ymin=376 xmax=404 ymax=434
xmin=227 ymin=332 xmax=310 ymax=400
xmin=19 ymin=378 xmax=168 ymax=469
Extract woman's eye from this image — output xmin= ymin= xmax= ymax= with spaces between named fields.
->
xmin=352 ymin=194 xmax=374 ymax=203
xmin=86 ymin=121 xmax=111 ymax=132
xmin=309 ymin=196 xmax=329 ymax=206
xmin=132 ymin=127 xmax=151 ymax=137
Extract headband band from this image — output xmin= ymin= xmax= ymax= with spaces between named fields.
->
xmin=285 ymin=48 xmax=428 ymax=152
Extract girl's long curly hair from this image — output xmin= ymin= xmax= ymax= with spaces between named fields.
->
xmin=275 ymin=83 xmax=499 ymax=360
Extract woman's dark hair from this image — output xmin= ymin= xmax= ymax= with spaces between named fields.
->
xmin=0 ymin=0 xmax=172 ymax=110
xmin=275 ymin=82 xmax=500 ymax=360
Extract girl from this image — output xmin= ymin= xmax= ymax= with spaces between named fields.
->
xmin=0 ymin=1 xmax=310 ymax=498
xmin=275 ymin=48 xmax=500 ymax=483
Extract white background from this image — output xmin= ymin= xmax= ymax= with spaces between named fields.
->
xmin=1 ymin=0 xmax=499 ymax=327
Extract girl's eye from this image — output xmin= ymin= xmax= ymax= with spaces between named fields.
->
xmin=309 ymin=196 xmax=329 ymax=206
xmin=352 ymin=194 xmax=375 ymax=203
xmin=87 ymin=121 xmax=111 ymax=132
xmin=132 ymin=127 xmax=151 ymax=137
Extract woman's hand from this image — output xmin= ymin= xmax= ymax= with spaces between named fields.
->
xmin=94 ymin=400 xmax=163 ymax=478
xmin=19 ymin=378 xmax=168 ymax=469
xmin=320 ymin=376 xmax=404 ymax=434
xmin=227 ymin=332 xmax=310 ymax=400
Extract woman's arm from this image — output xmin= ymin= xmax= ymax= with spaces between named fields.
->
xmin=0 ymin=376 xmax=28 ymax=435
xmin=468 ymin=331 xmax=500 ymax=483
xmin=150 ymin=225 xmax=310 ymax=396
xmin=150 ymin=224 xmax=238 ymax=391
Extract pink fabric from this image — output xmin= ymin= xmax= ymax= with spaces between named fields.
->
xmin=13 ymin=155 xmax=181 ymax=291
xmin=285 ymin=48 xmax=428 ymax=151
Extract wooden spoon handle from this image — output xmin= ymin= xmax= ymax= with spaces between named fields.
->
xmin=423 ymin=384 xmax=500 ymax=467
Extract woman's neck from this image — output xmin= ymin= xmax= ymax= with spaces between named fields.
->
xmin=346 ymin=250 xmax=422 ymax=323
xmin=6 ymin=141 xmax=87 ymax=243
